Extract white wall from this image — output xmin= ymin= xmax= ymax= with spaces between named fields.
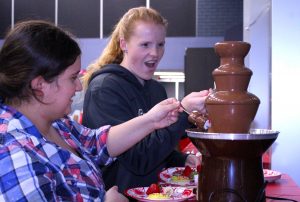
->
xmin=78 ymin=37 xmax=223 ymax=71
xmin=272 ymin=0 xmax=300 ymax=186
xmin=244 ymin=0 xmax=300 ymax=186
xmin=1 ymin=36 xmax=222 ymax=71
xmin=244 ymin=0 xmax=271 ymax=130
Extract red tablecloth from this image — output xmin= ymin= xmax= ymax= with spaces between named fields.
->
xmin=265 ymin=174 xmax=300 ymax=201
xmin=185 ymin=174 xmax=300 ymax=201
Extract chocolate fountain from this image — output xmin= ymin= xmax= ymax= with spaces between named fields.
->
xmin=186 ymin=41 xmax=279 ymax=201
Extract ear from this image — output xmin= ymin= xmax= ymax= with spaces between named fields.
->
xmin=120 ymin=38 xmax=127 ymax=52
xmin=30 ymin=76 xmax=46 ymax=97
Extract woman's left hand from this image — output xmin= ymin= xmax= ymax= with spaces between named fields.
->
xmin=105 ymin=186 xmax=129 ymax=202
xmin=185 ymin=154 xmax=201 ymax=168
xmin=180 ymin=89 xmax=212 ymax=114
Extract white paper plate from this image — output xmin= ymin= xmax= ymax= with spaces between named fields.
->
xmin=264 ymin=169 xmax=281 ymax=182
xmin=158 ymin=167 xmax=197 ymax=187
xmin=125 ymin=186 xmax=195 ymax=202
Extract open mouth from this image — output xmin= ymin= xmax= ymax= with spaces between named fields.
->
xmin=145 ymin=61 xmax=156 ymax=68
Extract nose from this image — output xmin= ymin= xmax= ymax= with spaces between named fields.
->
xmin=76 ymin=79 xmax=83 ymax=91
xmin=150 ymin=46 xmax=159 ymax=56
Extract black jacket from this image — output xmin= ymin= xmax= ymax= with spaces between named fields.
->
xmin=82 ymin=64 xmax=190 ymax=193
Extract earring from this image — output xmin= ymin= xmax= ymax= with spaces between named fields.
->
xmin=124 ymin=49 xmax=128 ymax=54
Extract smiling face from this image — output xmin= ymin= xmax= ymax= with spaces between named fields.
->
xmin=44 ymin=56 xmax=82 ymax=119
xmin=120 ymin=21 xmax=166 ymax=82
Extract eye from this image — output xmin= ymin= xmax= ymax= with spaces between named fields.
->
xmin=71 ymin=74 xmax=79 ymax=81
xmin=141 ymin=42 xmax=150 ymax=48
xmin=158 ymin=42 xmax=165 ymax=48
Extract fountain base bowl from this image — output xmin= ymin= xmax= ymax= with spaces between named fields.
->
xmin=186 ymin=129 xmax=279 ymax=202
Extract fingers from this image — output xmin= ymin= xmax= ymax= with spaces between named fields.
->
xmin=185 ymin=154 xmax=201 ymax=168
xmin=169 ymin=110 xmax=179 ymax=120
xmin=196 ymin=89 xmax=212 ymax=96
xmin=189 ymin=90 xmax=210 ymax=97
xmin=166 ymin=109 xmax=179 ymax=125
xmin=170 ymin=109 xmax=179 ymax=116
xmin=162 ymin=108 xmax=179 ymax=127
xmin=160 ymin=97 xmax=177 ymax=105
xmin=181 ymin=89 xmax=211 ymax=113
xmin=150 ymin=98 xmax=181 ymax=129
xmin=163 ymin=98 xmax=180 ymax=111
xmin=109 ymin=186 xmax=118 ymax=191
xmin=169 ymin=116 xmax=178 ymax=124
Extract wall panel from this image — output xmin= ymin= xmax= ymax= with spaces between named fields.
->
xmin=103 ymin=0 xmax=146 ymax=37
xmin=150 ymin=0 xmax=196 ymax=36
xmin=58 ymin=0 xmax=100 ymax=38
xmin=0 ymin=0 xmax=11 ymax=38
xmin=15 ymin=0 xmax=55 ymax=23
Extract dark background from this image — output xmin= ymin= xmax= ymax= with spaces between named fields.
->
xmin=0 ymin=0 xmax=242 ymax=39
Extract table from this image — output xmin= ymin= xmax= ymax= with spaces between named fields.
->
xmin=185 ymin=174 xmax=300 ymax=201
xmin=265 ymin=174 xmax=300 ymax=201
xmin=132 ymin=174 xmax=300 ymax=202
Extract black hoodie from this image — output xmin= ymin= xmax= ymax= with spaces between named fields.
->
xmin=82 ymin=64 xmax=190 ymax=193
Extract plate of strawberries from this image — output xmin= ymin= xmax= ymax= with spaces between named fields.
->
xmin=158 ymin=166 xmax=200 ymax=187
xmin=125 ymin=183 xmax=195 ymax=201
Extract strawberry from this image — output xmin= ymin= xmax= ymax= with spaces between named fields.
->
xmin=182 ymin=189 xmax=192 ymax=196
xmin=146 ymin=183 xmax=160 ymax=195
xmin=182 ymin=165 xmax=193 ymax=177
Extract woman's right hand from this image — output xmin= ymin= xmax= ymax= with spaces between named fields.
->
xmin=106 ymin=97 xmax=180 ymax=157
xmin=145 ymin=97 xmax=180 ymax=129
xmin=105 ymin=186 xmax=129 ymax=202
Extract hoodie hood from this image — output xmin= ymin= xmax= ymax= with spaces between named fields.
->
xmin=88 ymin=64 xmax=148 ymax=90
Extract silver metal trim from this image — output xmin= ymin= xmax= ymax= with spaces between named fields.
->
xmin=186 ymin=129 xmax=279 ymax=140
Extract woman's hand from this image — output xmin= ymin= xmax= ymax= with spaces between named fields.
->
xmin=107 ymin=98 xmax=180 ymax=157
xmin=185 ymin=154 xmax=201 ymax=168
xmin=105 ymin=186 xmax=129 ymax=202
xmin=145 ymin=97 xmax=180 ymax=129
xmin=180 ymin=89 xmax=212 ymax=114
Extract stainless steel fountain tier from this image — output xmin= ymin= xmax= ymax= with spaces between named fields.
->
xmin=186 ymin=129 xmax=279 ymax=202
